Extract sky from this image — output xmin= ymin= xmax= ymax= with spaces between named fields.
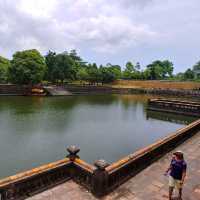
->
xmin=0 ymin=0 xmax=200 ymax=73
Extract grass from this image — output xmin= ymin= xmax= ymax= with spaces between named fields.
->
xmin=111 ymin=80 xmax=200 ymax=90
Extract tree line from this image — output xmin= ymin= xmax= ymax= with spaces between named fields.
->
xmin=0 ymin=49 xmax=200 ymax=85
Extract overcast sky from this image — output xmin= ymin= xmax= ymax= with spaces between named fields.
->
xmin=0 ymin=0 xmax=200 ymax=72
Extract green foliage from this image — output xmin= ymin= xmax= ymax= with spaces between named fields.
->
xmin=183 ymin=68 xmax=195 ymax=80
xmin=0 ymin=56 xmax=10 ymax=83
xmin=55 ymin=53 xmax=75 ymax=82
xmin=1 ymin=48 xmax=200 ymax=85
xmin=86 ymin=63 xmax=100 ymax=84
xmin=45 ymin=51 xmax=57 ymax=82
xmin=123 ymin=61 xmax=135 ymax=79
xmin=146 ymin=60 xmax=174 ymax=80
xmin=9 ymin=49 xmax=46 ymax=85
xmin=77 ymin=67 xmax=89 ymax=82
xmin=99 ymin=65 xmax=115 ymax=84
xmin=193 ymin=61 xmax=200 ymax=71
xmin=45 ymin=51 xmax=76 ymax=83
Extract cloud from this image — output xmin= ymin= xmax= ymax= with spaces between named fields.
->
xmin=116 ymin=0 xmax=154 ymax=8
xmin=0 ymin=0 xmax=200 ymax=71
xmin=59 ymin=15 xmax=157 ymax=53
xmin=0 ymin=0 xmax=157 ymax=56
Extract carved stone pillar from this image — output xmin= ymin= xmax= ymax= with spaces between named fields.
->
xmin=92 ymin=159 xmax=109 ymax=197
xmin=66 ymin=145 xmax=80 ymax=161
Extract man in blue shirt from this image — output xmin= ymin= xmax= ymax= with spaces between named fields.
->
xmin=165 ymin=151 xmax=187 ymax=200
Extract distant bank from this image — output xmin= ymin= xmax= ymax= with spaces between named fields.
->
xmin=1 ymin=80 xmax=200 ymax=97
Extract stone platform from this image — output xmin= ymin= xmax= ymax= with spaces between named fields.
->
xmin=28 ymin=132 xmax=200 ymax=200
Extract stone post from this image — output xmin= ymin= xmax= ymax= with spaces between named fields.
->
xmin=92 ymin=159 xmax=109 ymax=197
xmin=66 ymin=145 xmax=80 ymax=161
xmin=66 ymin=145 xmax=80 ymax=179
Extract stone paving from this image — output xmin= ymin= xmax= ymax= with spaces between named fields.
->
xmin=28 ymin=133 xmax=200 ymax=200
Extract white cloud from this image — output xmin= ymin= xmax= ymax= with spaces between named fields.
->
xmin=0 ymin=0 xmax=200 ymax=71
xmin=59 ymin=15 xmax=157 ymax=53
xmin=0 ymin=0 xmax=158 ymax=56
xmin=17 ymin=0 xmax=58 ymax=18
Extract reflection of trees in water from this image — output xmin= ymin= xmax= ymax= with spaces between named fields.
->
xmin=0 ymin=96 xmax=79 ymax=135
xmin=118 ymin=94 xmax=151 ymax=112
xmin=146 ymin=110 xmax=198 ymax=125
xmin=0 ymin=95 xmax=118 ymax=114
xmin=0 ymin=96 xmax=46 ymax=114
xmin=120 ymin=95 xmax=147 ymax=109
xmin=76 ymin=95 xmax=118 ymax=106
xmin=0 ymin=95 xmax=120 ymax=135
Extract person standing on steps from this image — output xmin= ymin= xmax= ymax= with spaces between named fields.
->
xmin=165 ymin=151 xmax=187 ymax=200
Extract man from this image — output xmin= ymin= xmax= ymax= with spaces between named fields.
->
xmin=165 ymin=151 xmax=187 ymax=200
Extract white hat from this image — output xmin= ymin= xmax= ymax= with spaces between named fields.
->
xmin=175 ymin=150 xmax=184 ymax=154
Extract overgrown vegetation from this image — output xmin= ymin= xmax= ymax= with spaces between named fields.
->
xmin=0 ymin=49 xmax=200 ymax=85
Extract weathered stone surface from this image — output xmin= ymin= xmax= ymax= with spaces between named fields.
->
xmin=94 ymin=160 xmax=109 ymax=170
xmin=67 ymin=145 xmax=80 ymax=155
xmin=28 ymin=132 xmax=200 ymax=200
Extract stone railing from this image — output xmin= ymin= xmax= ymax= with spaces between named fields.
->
xmin=1 ymin=119 xmax=200 ymax=199
xmin=0 ymin=158 xmax=72 ymax=200
xmin=105 ymin=119 xmax=200 ymax=191
xmin=148 ymin=98 xmax=200 ymax=116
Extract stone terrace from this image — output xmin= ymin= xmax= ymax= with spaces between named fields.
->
xmin=28 ymin=132 xmax=200 ymax=200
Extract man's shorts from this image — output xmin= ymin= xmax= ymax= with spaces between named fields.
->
xmin=169 ymin=176 xmax=182 ymax=189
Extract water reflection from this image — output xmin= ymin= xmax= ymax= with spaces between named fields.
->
xmin=0 ymin=95 xmax=187 ymax=179
xmin=146 ymin=110 xmax=198 ymax=125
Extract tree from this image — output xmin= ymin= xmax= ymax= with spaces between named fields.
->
xmin=193 ymin=61 xmax=200 ymax=71
xmin=146 ymin=62 xmax=162 ymax=80
xmin=183 ymin=69 xmax=194 ymax=80
xmin=54 ymin=52 xmax=75 ymax=83
xmin=174 ymin=72 xmax=184 ymax=80
xmin=45 ymin=51 xmax=57 ymax=82
xmin=0 ymin=56 xmax=10 ymax=83
xmin=86 ymin=63 xmax=100 ymax=85
xmin=123 ymin=61 xmax=135 ymax=79
xmin=69 ymin=50 xmax=81 ymax=62
xmin=77 ymin=67 xmax=89 ymax=83
xmin=162 ymin=60 xmax=174 ymax=77
xmin=135 ymin=62 xmax=141 ymax=71
xmin=193 ymin=61 xmax=200 ymax=79
xmin=9 ymin=49 xmax=46 ymax=85
xmin=99 ymin=66 xmax=115 ymax=84
xmin=108 ymin=64 xmax=122 ymax=79
xmin=146 ymin=60 xmax=174 ymax=80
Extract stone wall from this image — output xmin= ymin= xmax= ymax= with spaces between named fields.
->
xmin=65 ymin=85 xmax=200 ymax=98
xmin=1 ymin=84 xmax=200 ymax=98
xmin=0 ymin=84 xmax=29 ymax=95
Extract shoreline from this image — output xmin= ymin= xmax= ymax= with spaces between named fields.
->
xmin=1 ymin=84 xmax=200 ymax=98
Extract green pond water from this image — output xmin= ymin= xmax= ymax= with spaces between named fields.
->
xmin=0 ymin=95 xmax=196 ymax=178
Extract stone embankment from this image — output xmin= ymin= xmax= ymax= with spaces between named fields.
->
xmin=1 ymin=84 xmax=200 ymax=97
xmin=65 ymin=85 xmax=200 ymax=98
xmin=44 ymin=83 xmax=200 ymax=97
xmin=0 ymin=84 xmax=29 ymax=95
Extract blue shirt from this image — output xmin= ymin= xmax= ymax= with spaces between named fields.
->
xmin=170 ymin=159 xmax=187 ymax=180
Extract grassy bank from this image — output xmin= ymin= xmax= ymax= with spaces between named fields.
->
xmin=111 ymin=80 xmax=200 ymax=90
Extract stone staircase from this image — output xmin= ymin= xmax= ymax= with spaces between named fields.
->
xmin=44 ymin=86 xmax=72 ymax=96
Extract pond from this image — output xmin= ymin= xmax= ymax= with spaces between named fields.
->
xmin=0 ymin=94 xmax=196 ymax=178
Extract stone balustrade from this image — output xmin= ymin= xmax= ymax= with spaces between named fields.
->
xmin=1 ymin=115 xmax=200 ymax=199
xmin=148 ymin=98 xmax=200 ymax=116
